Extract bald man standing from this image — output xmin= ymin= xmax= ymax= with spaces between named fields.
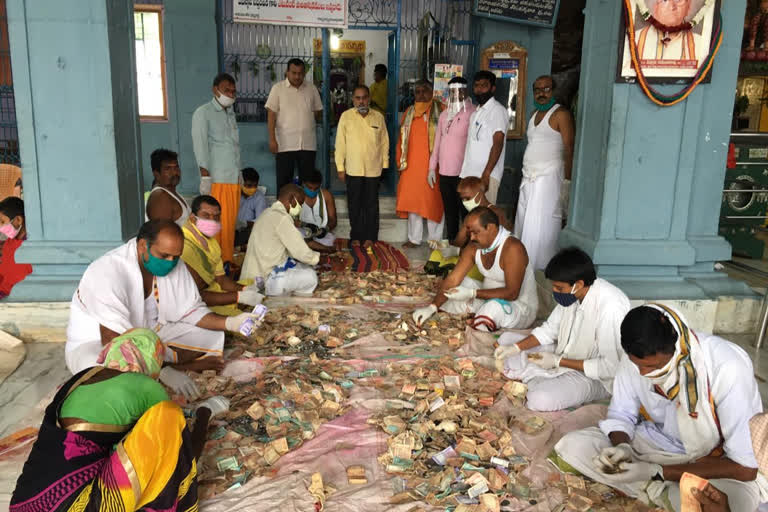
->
xmin=241 ymin=184 xmax=320 ymax=296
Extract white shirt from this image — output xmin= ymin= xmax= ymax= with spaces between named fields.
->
xmin=600 ymin=334 xmax=762 ymax=469
xmin=265 ymin=78 xmax=323 ymax=152
xmin=191 ymin=98 xmax=241 ymax=184
xmin=531 ymin=278 xmax=630 ymax=392
xmin=460 ymin=97 xmax=508 ymax=181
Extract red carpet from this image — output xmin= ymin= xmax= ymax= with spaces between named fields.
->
xmin=318 ymin=239 xmax=410 ymax=272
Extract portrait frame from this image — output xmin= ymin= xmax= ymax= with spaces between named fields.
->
xmin=480 ymin=41 xmax=527 ymax=140
xmin=616 ymin=0 xmax=720 ymax=84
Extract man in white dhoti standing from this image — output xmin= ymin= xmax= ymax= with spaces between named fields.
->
xmin=515 ymin=75 xmax=574 ymax=270
xmin=65 ymin=220 xmax=256 ymax=397
xmin=493 ymin=247 xmax=630 ymax=411
xmin=412 ymin=206 xmax=538 ymax=332
xmin=553 ymin=304 xmax=765 ymax=512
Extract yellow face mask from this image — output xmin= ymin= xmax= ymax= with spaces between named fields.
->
xmin=242 ymin=185 xmax=258 ymax=197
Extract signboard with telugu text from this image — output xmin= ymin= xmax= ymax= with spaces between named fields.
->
xmin=234 ymin=0 xmax=348 ymax=28
xmin=472 ymin=0 xmax=559 ymax=28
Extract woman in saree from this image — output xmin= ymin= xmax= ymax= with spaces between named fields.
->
xmin=9 ymin=328 xmax=228 ymax=512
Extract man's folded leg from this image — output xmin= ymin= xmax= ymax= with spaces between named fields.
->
xmin=525 ymin=371 xmax=609 ymax=412
xmin=155 ymin=321 xmax=225 ymax=362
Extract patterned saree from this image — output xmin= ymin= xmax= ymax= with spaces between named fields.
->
xmin=10 ymin=367 xmax=199 ymax=512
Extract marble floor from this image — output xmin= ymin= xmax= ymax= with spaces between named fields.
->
xmin=0 ymin=318 xmax=766 ymax=508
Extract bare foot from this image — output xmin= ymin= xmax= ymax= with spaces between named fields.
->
xmin=173 ymin=357 xmax=225 ymax=373
xmin=402 ymin=241 xmax=420 ymax=248
xmin=363 ymin=240 xmax=373 ymax=248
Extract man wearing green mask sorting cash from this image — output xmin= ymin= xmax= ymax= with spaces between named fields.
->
xmin=514 ymin=75 xmax=574 ymax=272
xmin=65 ymin=219 xmax=257 ymax=398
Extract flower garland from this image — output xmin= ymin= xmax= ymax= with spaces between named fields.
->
xmin=624 ymin=0 xmax=723 ymax=107
xmin=636 ymin=0 xmax=714 ymax=29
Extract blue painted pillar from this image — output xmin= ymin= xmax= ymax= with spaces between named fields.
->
xmin=561 ymin=0 xmax=752 ymax=299
xmin=7 ymin=0 xmax=143 ymax=301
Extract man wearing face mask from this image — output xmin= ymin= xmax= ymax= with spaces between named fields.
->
xmin=241 ymin=184 xmax=320 ymax=296
xmin=515 ymin=75 xmax=574 ymax=270
xmin=181 ymin=195 xmax=264 ymax=316
xmin=235 ymin=167 xmax=267 ymax=248
xmin=299 ymin=169 xmax=337 ymax=249
xmin=65 ymin=220 xmax=257 ymax=396
xmin=429 ymin=77 xmax=476 ymax=242
xmin=460 ymin=71 xmax=508 ymax=204
xmin=335 ymin=85 xmax=389 ymax=247
xmin=425 ymin=176 xmax=511 ymax=278
xmin=396 ymin=79 xmax=445 ymax=248
xmin=493 ymin=248 xmax=629 ymax=411
xmin=553 ymin=304 xmax=764 ymax=512
xmin=412 ymin=207 xmax=537 ymax=332
xmin=192 ymin=73 xmax=241 ymax=265
xmin=0 ymin=196 xmax=32 ymax=299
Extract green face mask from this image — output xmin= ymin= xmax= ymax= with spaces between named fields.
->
xmin=142 ymin=246 xmax=179 ymax=277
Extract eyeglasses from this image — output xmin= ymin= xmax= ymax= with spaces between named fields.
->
xmin=658 ymin=0 xmax=688 ymax=4
xmin=533 ymin=87 xmax=552 ymax=94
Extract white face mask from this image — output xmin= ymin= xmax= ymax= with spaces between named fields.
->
xmin=216 ymin=90 xmax=235 ymax=108
xmin=462 ymin=192 xmax=481 ymax=212
xmin=288 ymin=199 xmax=302 ymax=218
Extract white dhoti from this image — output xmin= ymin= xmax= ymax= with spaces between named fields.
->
xmin=407 ymin=213 xmax=445 ymax=245
xmin=514 ymin=172 xmax=562 ymax=271
xmin=440 ymin=277 xmax=533 ymax=330
xmin=313 ymin=232 xmax=337 ymax=247
xmin=497 ymin=333 xmax=609 ymax=411
xmin=554 ymin=427 xmax=761 ymax=512
xmin=65 ymin=300 xmax=224 ymax=374
xmin=265 ymin=260 xmax=318 ymax=296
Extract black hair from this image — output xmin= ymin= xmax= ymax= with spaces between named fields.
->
xmin=466 ymin=206 xmax=499 ymax=228
xmin=137 ymin=219 xmax=183 ymax=246
xmin=353 ymin=84 xmax=370 ymax=95
xmin=191 ymin=195 xmax=221 ymax=215
xmin=287 ymin=58 xmax=306 ymax=71
xmin=0 ymin=196 xmax=24 ymax=220
xmin=150 ymin=148 xmax=178 ymax=173
xmin=241 ymin=167 xmax=260 ymax=184
xmin=213 ymin=73 xmax=236 ymax=87
xmin=448 ymin=76 xmax=468 ymax=86
xmin=473 ymin=70 xmax=496 ymax=86
xmin=544 ymin=247 xmax=597 ymax=286
xmin=620 ymin=306 xmax=678 ymax=359
xmin=374 ymin=64 xmax=387 ymax=75
xmin=302 ymin=169 xmax=323 ymax=185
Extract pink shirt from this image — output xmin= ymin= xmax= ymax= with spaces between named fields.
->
xmin=429 ymin=102 xmax=476 ymax=177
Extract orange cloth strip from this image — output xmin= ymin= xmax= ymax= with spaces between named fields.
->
xmin=211 ymin=183 xmax=240 ymax=263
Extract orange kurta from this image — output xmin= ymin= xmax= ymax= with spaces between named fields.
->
xmin=395 ymin=112 xmax=443 ymax=223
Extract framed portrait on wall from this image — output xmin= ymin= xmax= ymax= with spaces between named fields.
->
xmin=480 ymin=41 xmax=527 ymax=139
xmin=617 ymin=0 xmax=720 ymax=83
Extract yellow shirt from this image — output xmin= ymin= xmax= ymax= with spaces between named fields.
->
xmin=182 ymin=220 xmax=241 ymax=316
xmin=334 ymin=108 xmax=389 ymax=178
xmin=370 ymin=79 xmax=387 ymax=113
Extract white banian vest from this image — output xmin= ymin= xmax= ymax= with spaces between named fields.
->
xmin=145 ymin=186 xmax=191 ymax=227
xmin=522 ymin=104 xmax=565 ymax=180
xmin=474 ymin=231 xmax=538 ymax=317
xmin=299 ymin=192 xmax=328 ymax=228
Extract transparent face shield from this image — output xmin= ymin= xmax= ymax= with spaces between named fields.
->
xmin=447 ymin=83 xmax=468 ymax=118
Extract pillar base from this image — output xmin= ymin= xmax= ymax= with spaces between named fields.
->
xmin=9 ymin=240 xmax=123 ymax=302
